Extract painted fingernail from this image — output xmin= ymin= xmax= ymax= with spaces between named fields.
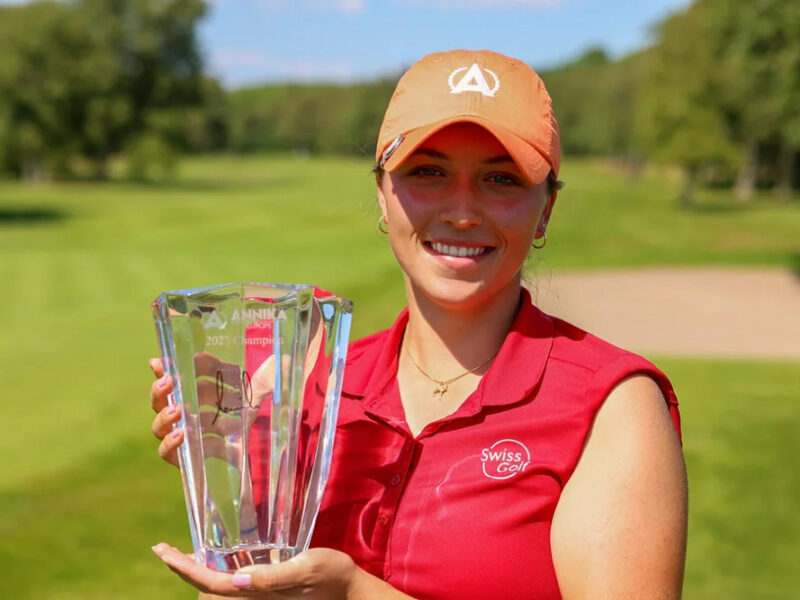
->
xmin=167 ymin=404 xmax=179 ymax=415
xmin=232 ymin=573 xmax=252 ymax=589
xmin=170 ymin=428 xmax=182 ymax=439
xmin=158 ymin=375 xmax=170 ymax=388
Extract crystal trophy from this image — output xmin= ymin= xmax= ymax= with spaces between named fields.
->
xmin=152 ymin=283 xmax=353 ymax=571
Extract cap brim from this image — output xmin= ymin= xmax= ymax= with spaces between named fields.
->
xmin=381 ymin=116 xmax=553 ymax=185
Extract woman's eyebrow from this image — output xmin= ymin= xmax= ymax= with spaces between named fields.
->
xmin=408 ymin=150 xmax=515 ymax=165
xmin=484 ymin=155 xmax=515 ymax=165
xmin=410 ymin=148 xmax=448 ymax=159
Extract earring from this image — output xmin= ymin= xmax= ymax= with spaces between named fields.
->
xmin=378 ymin=215 xmax=388 ymax=235
xmin=532 ymin=232 xmax=547 ymax=249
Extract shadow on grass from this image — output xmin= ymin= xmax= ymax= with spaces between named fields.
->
xmin=0 ymin=207 xmax=69 ymax=225
xmin=111 ymin=172 xmax=299 ymax=192
xmin=686 ymin=199 xmax=763 ymax=214
xmin=687 ymin=192 xmax=800 ymax=214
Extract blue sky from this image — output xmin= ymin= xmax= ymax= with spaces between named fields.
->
xmin=201 ymin=0 xmax=693 ymax=87
xmin=1 ymin=0 xmax=693 ymax=87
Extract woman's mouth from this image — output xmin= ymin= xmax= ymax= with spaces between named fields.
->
xmin=425 ymin=241 xmax=495 ymax=260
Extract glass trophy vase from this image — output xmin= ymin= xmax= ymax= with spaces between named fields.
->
xmin=152 ymin=283 xmax=353 ymax=571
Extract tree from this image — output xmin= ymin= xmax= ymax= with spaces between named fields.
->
xmin=0 ymin=1 xmax=79 ymax=179
xmin=710 ymin=0 xmax=800 ymax=200
xmin=75 ymin=0 xmax=207 ymax=177
xmin=0 ymin=0 xmax=207 ymax=180
xmin=633 ymin=2 xmax=738 ymax=207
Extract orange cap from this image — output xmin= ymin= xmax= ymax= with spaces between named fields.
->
xmin=376 ymin=49 xmax=560 ymax=184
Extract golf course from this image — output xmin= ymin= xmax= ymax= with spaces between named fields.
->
xmin=1 ymin=155 xmax=798 ymax=599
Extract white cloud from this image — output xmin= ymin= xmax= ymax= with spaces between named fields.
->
xmin=334 ymin=0 xmax=364 ymax=13
xmin=255 ymin=0 xmax=365 ymax=13
xmin=210 ymin=48 xmax=357 ymax=84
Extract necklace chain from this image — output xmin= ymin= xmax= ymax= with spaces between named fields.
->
xmin=405 ymin=348 xmax=497 ymax=400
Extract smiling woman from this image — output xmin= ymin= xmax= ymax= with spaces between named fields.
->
xmin=149 ymin=49 xmax=687 ymax=600
xmin=377 ymin=124 xmax=554 ymax=317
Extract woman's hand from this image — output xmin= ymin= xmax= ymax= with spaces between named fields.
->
xmin=151 ymin=544 xmax=359 ymax=599
xmin=150 ymin=358 xmax=182 ymax=467
xmin=150 ymin=353 xmax=275 ymax=467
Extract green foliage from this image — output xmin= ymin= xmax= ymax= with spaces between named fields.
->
xmin=226 ymin=80 xmax=396 ymax=156
xmin=634 ymin=0 xmax=800 ymax=201
xmin=0 ymin=0 xmax=207 ymax=180
xmin=124 ymin=131 xmax=178 ymax=181
xmin=710 ymin=0 xmax=800 ymax=145
xmin=0 ymin=1 xmax=78 ymax=179
xmin=633 ymin=4 xmax=738 ymax=170
xmin=542 ymin=48 xmax=641 ymax=158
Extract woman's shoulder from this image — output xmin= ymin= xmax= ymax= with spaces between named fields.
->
xmin=540 ymin=307 xmax=662 ymax=381
xmin=534 ymin=306 xmax=681 ymax=440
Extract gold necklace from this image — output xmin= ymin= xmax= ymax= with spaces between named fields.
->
xmin=405 ymin=348 xmax=497 ymax=400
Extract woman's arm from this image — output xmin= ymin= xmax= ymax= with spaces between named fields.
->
xmin=550 ymin=374 xmax=688 ymax=599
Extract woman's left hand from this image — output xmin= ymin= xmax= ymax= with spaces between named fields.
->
xmin=151 ymin=544 xmax=358 ymax=599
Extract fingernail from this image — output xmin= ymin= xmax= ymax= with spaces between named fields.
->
xmin=149 ymin=359 xmax=159 ymax=372
xmin=158 ymin=375 xmax=170 ymax=388
xmin=167 ymin=404 xmax=179 ymax=415
xmin=232 ymin=573 xmax=252 ymax=589
xmin=151 ymin=544 xmax=165 ymax=558
xmin=170 ymin=428 xmax=182 ymax=439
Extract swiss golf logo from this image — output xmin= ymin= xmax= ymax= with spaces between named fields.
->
xmin=481 ymin=439 xmax=531 ymax=480
xmin=449 ymin=63 xmax=500 ymax=98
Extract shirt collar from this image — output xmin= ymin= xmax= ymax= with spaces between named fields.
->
xmin=347 ymin=289 xmax=554 ymax=429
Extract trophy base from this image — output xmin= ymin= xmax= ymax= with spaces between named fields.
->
xmin=201 ymin=544 xmax=298 ymax=572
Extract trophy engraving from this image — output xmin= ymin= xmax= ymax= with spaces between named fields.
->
xmin=152 ymin=283 xmax=353 ymax=571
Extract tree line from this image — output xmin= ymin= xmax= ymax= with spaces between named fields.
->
xmin=1 ymin=0 xmax=798 ymax=204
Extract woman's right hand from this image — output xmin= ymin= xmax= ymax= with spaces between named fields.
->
xmin=150 ymin=357 xmax=183 ymax=467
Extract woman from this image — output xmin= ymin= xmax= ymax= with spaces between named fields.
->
xmin=149 ymin=49 xmax=687 ymax=599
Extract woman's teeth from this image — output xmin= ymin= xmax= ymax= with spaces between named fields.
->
xmin=431 ymin=242 xmax=488 ymax=258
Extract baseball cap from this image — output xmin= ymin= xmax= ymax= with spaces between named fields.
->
xmin=376 ymin=49 xmax=561 ymax=184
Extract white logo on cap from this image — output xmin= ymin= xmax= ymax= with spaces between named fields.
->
xmin=449 ymin=64 xmax=500 ymax=98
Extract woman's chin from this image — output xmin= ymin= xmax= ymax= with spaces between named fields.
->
xmin=409 ymin=277 xmax=519 ymax=314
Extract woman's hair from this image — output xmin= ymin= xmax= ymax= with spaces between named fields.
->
xmin=373 ymin=164 xmax=564 ymax=197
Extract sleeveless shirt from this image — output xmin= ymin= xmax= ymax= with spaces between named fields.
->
xmin=310 ymin=289 xmax=681 ymax=599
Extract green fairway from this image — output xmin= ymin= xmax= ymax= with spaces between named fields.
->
xmin=0 ymin=155 xmax=798 ymax=599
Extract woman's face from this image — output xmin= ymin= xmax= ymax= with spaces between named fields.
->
xmin=378 ymin=122 xmax=555 ymax=312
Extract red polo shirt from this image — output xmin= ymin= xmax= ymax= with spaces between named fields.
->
xmin=310 ymin=289 xmax=681 ymax=599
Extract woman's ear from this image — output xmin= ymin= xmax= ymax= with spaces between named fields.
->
xmin=376 ymin=179 xmax=388 ymax=222
xmin=539 ymin=191 xmax=557 ymax=232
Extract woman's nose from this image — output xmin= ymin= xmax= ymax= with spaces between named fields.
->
xmin=440 ymin=178 xmax=482 ymax=229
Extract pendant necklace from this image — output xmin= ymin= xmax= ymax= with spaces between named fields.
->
xmin=406 ymin=348 xmax=497 ymax=401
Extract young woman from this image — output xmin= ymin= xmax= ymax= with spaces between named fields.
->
xmin=149 ymin=49 xmax=687 ymax=599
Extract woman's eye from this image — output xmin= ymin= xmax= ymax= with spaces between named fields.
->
xmin=409 ymin=166 xmax=445 ymax=177
xmin=486 ymin=172 xmax=521 ymax=185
